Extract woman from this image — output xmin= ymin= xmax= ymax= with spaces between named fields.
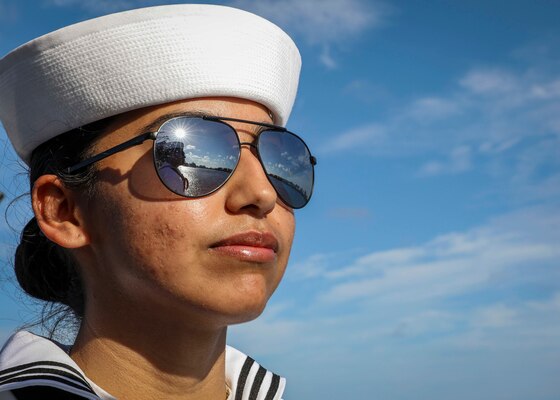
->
xmin=0 ymin=4 xmax=315 ymax=400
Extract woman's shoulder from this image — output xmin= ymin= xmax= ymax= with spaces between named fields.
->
xmin=0 ymin=331 xmax=286 ymax=400
xmin=225 ymin=345 xmax=286 ymax=400
xmin=0 ymin=331 xmax=103 ymax=399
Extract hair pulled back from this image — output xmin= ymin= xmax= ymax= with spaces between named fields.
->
xmin=14 ymin=117 xmax=116 ymax=326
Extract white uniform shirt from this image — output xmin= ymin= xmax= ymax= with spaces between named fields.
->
xmin=0 ymin=331 xmax=285 ymax=400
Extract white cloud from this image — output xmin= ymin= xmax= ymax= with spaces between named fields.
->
xmin=390 ymin=309 xmax=458 ymax=337
xmin=319 ymin=206 xmax=560 ymax=305
xmin=342 ymin=79 xmax=389 ymax=105
xmin=447 ymin=293 xmax=560 ymax=352
xmin=530 ymin=79 xmax=560 ymax=99
xmin=288 ymin=253 xmax=332 ymax=280
xmin=230 ymin=0 xmax=384 ymax=45
xmin=418 ymin=145 xmax=472 ymax=176
xmin=470 ymin=303 xmax=517 ymax=329
xmin=322 ymin=47 xmax=560 ymax=199
xmin=229 ymin=0 xmax=388 ymax=69
xmin=319 ymin=45 xmax=337 ymax=70
xmin=518 ymin=172 xmax=560 ymax=204
xmin=407 ymin=97 xmax=461 ymax=121
xmin=317 ymin=123 xmax=385 ymax=154
xmin=284 ymin=205 xmax=560 ymax=309
xmin=527 ymin=292 xmax=560 ymax=312
xmin=459 ymin=68 xmax=518 ymax=94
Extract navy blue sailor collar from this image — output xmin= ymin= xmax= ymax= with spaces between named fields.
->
xmin=0 ymin=331 xmax=285 ymax=400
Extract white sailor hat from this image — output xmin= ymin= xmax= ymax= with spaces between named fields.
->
xmin=0 ymin=4 xmax=301 ymax=164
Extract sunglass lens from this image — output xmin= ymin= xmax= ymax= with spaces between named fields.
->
xmin=258 ymin=130 xmax=314 ymax=209
xmin=154 ymin=117 xmax=240 ymax=197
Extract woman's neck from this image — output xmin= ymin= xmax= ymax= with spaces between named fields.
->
xmin=70 ymin=312 xmax=229 ymax=400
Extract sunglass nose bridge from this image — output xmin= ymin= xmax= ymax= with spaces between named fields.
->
xmin=239 ymin=141 xmax=258 ymax=150
xmin=238 ymin=141 xmax=259 ymax=159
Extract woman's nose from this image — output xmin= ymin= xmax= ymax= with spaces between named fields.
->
xmin=224 ymin=145 xmax=278 ymax=217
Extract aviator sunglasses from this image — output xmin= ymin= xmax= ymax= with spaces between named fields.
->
xmin=67 ymin=115 xmax=317 ymax=209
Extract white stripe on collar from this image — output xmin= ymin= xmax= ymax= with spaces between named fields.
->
xmin=0 ymin=331 xmax=285 ymax=400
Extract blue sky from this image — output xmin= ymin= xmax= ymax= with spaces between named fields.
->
xmin=1 ymin=1 xmax=559 ymax=399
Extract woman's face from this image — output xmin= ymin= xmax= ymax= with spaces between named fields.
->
xmin=78 ymin=98 xmax=295 ymax=328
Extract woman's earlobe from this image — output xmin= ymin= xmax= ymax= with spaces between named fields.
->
xmin=32 ymin=174 xmax=90 ymax=249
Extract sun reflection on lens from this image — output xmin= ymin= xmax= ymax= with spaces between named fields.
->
xmin=174 ymin=127 xmax=187 ymax=138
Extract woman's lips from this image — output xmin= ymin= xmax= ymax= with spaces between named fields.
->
xmin=209 ymin=231 xmax=279 ymax=263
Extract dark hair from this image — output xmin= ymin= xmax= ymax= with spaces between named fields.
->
xmin=14 ymin=117 xmax=117 ymax=334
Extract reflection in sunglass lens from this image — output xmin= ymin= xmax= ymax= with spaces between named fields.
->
xmin=258 ymin=130 xmax=314 ymax=209
xmin=154 ymin=118 xmax=240 ymax=197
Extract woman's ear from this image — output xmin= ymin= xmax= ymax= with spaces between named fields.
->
xmin=32 ymin=175 xmax=90 ymax=249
